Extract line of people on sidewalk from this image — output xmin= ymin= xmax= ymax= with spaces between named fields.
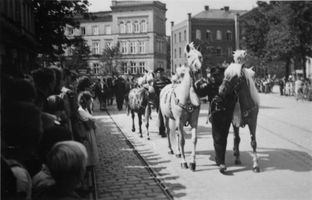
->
xmin=2 ymin=68 xmax=100 ymax=200
xmin=278 ymin=75 xmax=312 ymax=101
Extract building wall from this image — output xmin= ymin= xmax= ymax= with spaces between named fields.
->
xmin=0 ymin=0 xmax=37 ymax=76
xmin=65 ymin=1 xmax=167 ymax=77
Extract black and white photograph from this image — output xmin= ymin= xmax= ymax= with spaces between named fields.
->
xmin=1 ymin=0 xmax=312 ymax=199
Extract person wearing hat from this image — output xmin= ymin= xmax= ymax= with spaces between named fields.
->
xmin=153 ymin=67 xmax=171 ymax=137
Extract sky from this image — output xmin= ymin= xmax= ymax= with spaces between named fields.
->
xmin=87 ymin=0 xmax=259 ymax=35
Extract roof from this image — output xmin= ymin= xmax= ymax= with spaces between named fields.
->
xmin=111 ymin=1 xmax=166 ymax=11
xmin=73 ymin=11 xmax=112 ymax=22
xmin=192 ymin=9 xmax=247 ymax=20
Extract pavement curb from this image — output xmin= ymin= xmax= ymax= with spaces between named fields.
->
xmin=105 ymin=110 xmax=174 ymax=200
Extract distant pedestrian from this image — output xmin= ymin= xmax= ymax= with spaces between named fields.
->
xmin=153 ymin=67 xmax=171 ymax=137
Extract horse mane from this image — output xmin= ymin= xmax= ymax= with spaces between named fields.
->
xmin=243 ymin=68 xmax=260 ymax=106
xmin=224 ymin=63 xmax=242 ymax=78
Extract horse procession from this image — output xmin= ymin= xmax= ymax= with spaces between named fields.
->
xmin=89 ymin=42 xmax=260 ymax=174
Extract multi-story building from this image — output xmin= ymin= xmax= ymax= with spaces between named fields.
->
xmin=171 ymin=6 xmax=247 ymax=73
xmin=65 ymin=0 xmax=167 ymax=77
xmin=0 ymin=0 xmax=38 ymax=76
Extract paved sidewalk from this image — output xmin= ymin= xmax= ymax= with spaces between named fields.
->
xmin=93 ymin=111 xmax=170 ymax=200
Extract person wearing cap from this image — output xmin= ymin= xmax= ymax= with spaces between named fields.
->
xmin=153 ymin=67 xmax=171 ymax=137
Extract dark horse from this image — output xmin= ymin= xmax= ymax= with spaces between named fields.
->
xmin=219 ymin=64 xmax=260 ymax=173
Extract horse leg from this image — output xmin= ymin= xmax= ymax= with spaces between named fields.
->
xmin=165 ymin=117 xmax=174 ymax=155
xmin=145 ymin=106 xmax=150 ymax=140
xmin=233 ymin=125 xmax=241 ymax=165
xmin=131 ymin=111 xmax=135 ymax=132
xmin=138 ymin=112 xmax=143 ymax=138
xmin=249 ymin=112 xmax=260 ymax=172
xmin=189 ymin=126 xmax=197 ymax=171
xmin=177 ymin=119 xmax=187 ymax=169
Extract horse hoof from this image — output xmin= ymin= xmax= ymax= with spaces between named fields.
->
xmin=235 ymin=160 xmax=242 ymax=165
xmin=189 ymin=162 xmax=196 ymax=171
xmin=219 ymin=164 xmax=227 ymax=174
xmin=168 ymin=150 xmax=174 ymax=155
xmin=132 ymin=128 xmax=135 ymax=132
xmin=181 ymin=162 xmax=188 ymax=169
xmin=253 ymin=166 xmax=260 ymax=173
xmin=176 ymin=154 xmax=181 ymax=158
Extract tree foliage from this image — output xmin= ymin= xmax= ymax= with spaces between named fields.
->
xmin=101 ymin=43 xmax=121 ymax=75
xmin=33 ymin=0 xmax=89 ymax=62
xmin=64 ymin=36 xmax=90 ymax=70
xmin=240 ymin=1 xmax=312 ymax=78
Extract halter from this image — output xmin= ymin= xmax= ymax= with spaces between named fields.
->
xmin=223 ymin=69 xmax=245 ymax=97
xmin=173 ymin=69 xmax=200 ymax=113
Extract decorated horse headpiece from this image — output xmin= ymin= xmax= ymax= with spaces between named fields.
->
xmin=185 ymin=42 xmax=203 ymax=72
xmin=233 ymin=50 xmax=247 ymax=64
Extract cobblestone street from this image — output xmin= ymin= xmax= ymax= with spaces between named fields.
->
xmin=94 ymin=111 xmax=170 ymax=200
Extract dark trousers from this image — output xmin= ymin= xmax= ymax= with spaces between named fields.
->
xmin=211 ymin=111 xmax=233 ymax=165
xmin=158 ymin=108 xmax=165 ymax=136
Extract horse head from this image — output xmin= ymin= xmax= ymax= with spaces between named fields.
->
xmin=185 ymin=42 xmax=202 ymax=73
xmin=219 ymin=63 xmax=245 ymax=96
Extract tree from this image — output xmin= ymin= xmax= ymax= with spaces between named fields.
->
xmin=32 ymin=0 xmax=89 ymax=63
xmin=64 ymin=36 xmax=90 ymax=70
xmin=100 ymin=43 xmax=121 ymax=75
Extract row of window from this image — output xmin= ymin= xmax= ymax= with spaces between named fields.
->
xmin=122 ymin=62 xmax=146 ymax=74
xmin=119 ymin=20 xmax=147 ymax=34
xmin=120 ymin=41 xmax=146 ymax=54
xmin=67 ymin=25 xmax=112 ymax=36
xmin=174 ymin=46 xmax=233 ymax=58
xmin=174 ymin=29 xmax=233 ymax=43
xmin=91 ymin=40 xmax=112 ymax=55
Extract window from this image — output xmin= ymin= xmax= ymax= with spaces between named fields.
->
xmin=68 ymin=27 xmax=73 ymax=35
xmin=216 ymin=47 xmax=222 ymax=56
xmin=105 ymin=25 xmax=111 ymax=34
xmin=139 ymin=41 xmax=145 ymax=53
xmin=130 ymin=42 xmax=135 ymax=54
xmin=126 ymin=21 xmax=132 ymax=33
xmin=120 ymin=22 xmax=125 ymax=33
xmin=68 ymin=47 xmax=73 ymax=56
xmin=140 ymin=20 xmax=147 ymax=32
xmin=206 ymin=30 xmax=212 ymax=41
xmin=80 ymin=27 xmax=85 ymax=35
xmin=92 ymin=25 xmax=99 ymax=35
xmin=130 ymin=62 xmax=136 ymax=74
xmin=134 ymin=41 xmax=138 ymax=53
xmin=139 ymin=62 xmax=145 ymax=74
xmin=105 ymin=40 xmax=112 ymax=48
xmin=196 ymin=29 xmax=201 ymax=40
xmin=179 ymin=32 xmax=181 ymax=42
xmin=179 ymin=47 xmax=181 ymax=58
xmin=174 ymin=49 xmax=177 ymax=58
xmin=92 ymin=40 xmax=100 ymax=55
xmin=174 ymin=34 xmax=176 ymax=43
xmin=216 ymin=30 xmax=222 ymax=40
xmin=123 ymin=62 xmax=128 ymax=74
xmin=93 ymin=63 xmax=100 ymax=74
xmin=134 ymin=21 xmax=140 ymax=33
xmin=121 ymin=42 xmax=127 ymax=54
xmin=226 ymin=30 xmax=232 ymax=41
xmin=184 ymin=30 xmax=187 ymax=41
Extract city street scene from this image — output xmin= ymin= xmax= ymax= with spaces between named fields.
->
xmin=1 ymin=0 xmax=312 ymax=200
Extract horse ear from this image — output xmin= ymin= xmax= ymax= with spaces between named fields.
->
xmin=197 ymin=45 xmax=201 ymax=52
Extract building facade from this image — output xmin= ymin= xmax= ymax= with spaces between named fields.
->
xmin=0 ymin=0 xmax=38 ymax=76
xmin=171 ymin=6 xmax=246 ymax=74
xmin=65 ymin=0 xmax=167 ymax=77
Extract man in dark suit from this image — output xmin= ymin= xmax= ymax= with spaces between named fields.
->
xmin=153 ymin=67 xmax=171 ymax=137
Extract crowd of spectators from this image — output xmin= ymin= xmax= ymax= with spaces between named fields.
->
xmin=278 ymin=75 xmax=312 ymax=101
xmin=1 ymin=67 xmax=98 ymax=200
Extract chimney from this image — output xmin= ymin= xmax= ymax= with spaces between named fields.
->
xmin=204 ymin=6 xmax=209 ymax=11
xmin=224 ymin=6 xmax=229 ymax=11
xmin=187 ymin=13 xmax=192 ymax=20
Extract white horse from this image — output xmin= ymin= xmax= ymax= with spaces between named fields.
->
xmin=160 ymin=43 xmax=202 ymax=171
